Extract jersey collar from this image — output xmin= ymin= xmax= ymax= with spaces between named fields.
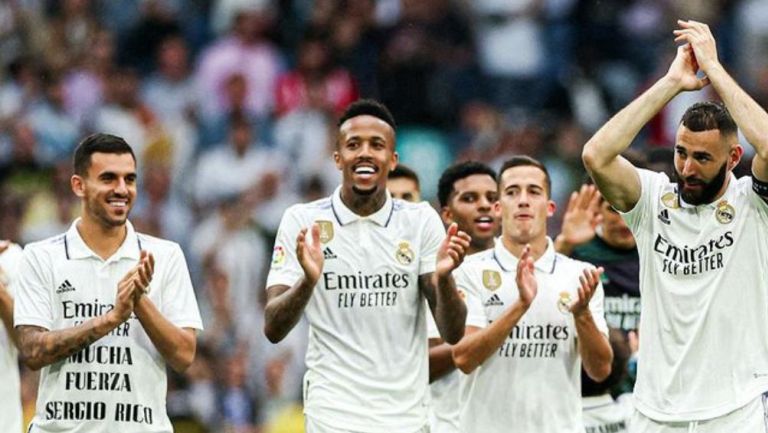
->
xmin=330 ymin=186 xmax=394 ymax=227
xmin=492 ymin=236 xmax=558 ymax=274
xmin=65 ymin=218 xmax=142 ymax=261
xmin=678 ymin=172 xmax=738 ymax=209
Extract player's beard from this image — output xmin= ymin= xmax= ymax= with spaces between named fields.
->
xmin=352 ymin=184 xmax=377 ymax=196
xmin=676 ymin=162 xmax=728 ymax=205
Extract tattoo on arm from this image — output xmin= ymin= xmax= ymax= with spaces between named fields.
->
xmin=419 ymin=274 xmax=437 ymax=311
xmin=17 ymin=315 xmax=115 ymax=370
xmin=264 ymin=281 xmax=314 ymax=343
xmin=420 ymin=272 xmax=466 ymax=345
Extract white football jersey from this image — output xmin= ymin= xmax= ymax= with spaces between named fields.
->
xmin=266 ymin=187 xmax=445 ymax=432
xmin=426 ymin=313 xmax=461 ymax=433
xmin=0 ymin=242 xmax=24 ymax=433
xmin=623 ymin=169 xmax=768 ymax=421
xmin=457 ymin=239 xmax=608 ymax=433
xmin=14 ymin=220 xmax=203 ymax=433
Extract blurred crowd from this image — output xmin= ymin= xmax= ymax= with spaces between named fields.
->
xmin=2 ymin=0 xmax=768 ymax=432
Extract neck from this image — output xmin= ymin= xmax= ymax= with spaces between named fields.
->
xmin=501 ymin=234 xmax=548 ymax=261
xmin=340 ymin=185 xmax=387 ymax=217
xmin=76 ymin=215 xmax=128 ymax=260
xmin=468 ymin=238 xmax=495 ymax=255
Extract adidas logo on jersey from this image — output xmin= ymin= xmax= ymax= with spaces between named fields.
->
xmin=56 ymin=279 xmax=75 ymax=294
xmin=658 ymin=209 xmax=670 ymax=225
xmin=484 ymin=294 xmax=504 ymax=307
xmin=323 ymin=247 xmax=337 ymax=260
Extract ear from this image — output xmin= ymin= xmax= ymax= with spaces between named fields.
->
xmin=71 ymin=175 xmax=85 ymax=198
xmin=333 ymin=150 xmax=341 ymax=171
xmin=547 ymin=200 xmax=557 ymax=217
xmin=729 ymin=144 xmax=744 ymax=170
xmin=390 ymin=151 xmax=399 ymax=171
xmin=440 ymin=206 xmax=453 ymax=226
xmin=493 ymin=200 xmax=502 ymax=215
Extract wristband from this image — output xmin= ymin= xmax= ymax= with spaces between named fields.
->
xmin=753 ymin=174 xmax=768 ymax=198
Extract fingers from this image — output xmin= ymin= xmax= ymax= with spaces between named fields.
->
xmin=566 ymin=191 xmax=578 ymax=213
xmin=446 ymin=222 xmax=458 ymax=237
xmin=310 ymin=223 xmax=320 ymax=247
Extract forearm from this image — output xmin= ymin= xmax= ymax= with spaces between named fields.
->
xmin=0 ymin=290 xmax=18 ymax=348
xmin=584 ymin=77 xmax=679 ymax=170
xmin=264 ymin=279 xmax=315 ymax=343
xmin=574 ymin=311 xmax=613 ymax=381
xmin=433 ymin=274 xmax=467 ymax=344
xmin=134 ymin=295 xmax=196 ymax=372
xmin=452 ymin=301 xmax=528 ymax=374
xmin=707 ymin=64 xmax=768 ymax=160
xmin=17 ymin=315 xmax=121 ymax=370
xmin=428 ymin=339 xmax=456 ymax=383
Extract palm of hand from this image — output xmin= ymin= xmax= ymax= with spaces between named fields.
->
xmin=562 ymin=211 xmax=597 ymax=245
xmin=669 ymin=47 xmax=703 ymax=91
xmin=516 ymin=269 xmax=537 ymax=305
xmin=300 ymin=242 xmax=324 ymax=282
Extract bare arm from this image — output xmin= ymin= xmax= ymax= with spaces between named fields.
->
xmin=571 ymin=268 xmax=613 ymax=381
xmin=134 ymin=295 xmax=197 ymax=373
xmin=452 ymin=245 xmax=537 ymax=373
xmin=451 ymin=302 xmax=530 ymax=374
xmin=17 ymin=253 xmax=147 ymax=370
xmin=674 ymin=20 xmax=768 ymax=181
xmin=264 ymin=225 xmax=323 ymax=343
xmin=428 ymin=338 xmax=456 ymax=383
xmin=423 ymin=223 xmax=471 ymax=345
xmin=422 ymin=272 xmax=466 ymax=345
xmin=583 ymin=43 xmax=708 ymax=211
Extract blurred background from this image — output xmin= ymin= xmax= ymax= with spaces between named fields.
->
xmin=0 ymin=0 xmax=765 ymax=431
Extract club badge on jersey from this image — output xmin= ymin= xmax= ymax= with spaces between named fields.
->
xmin=715 ymin=200 xmax=735 ymax=224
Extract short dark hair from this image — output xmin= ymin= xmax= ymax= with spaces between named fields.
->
xmin=338 ymin=99 xmax=396 ymax=130
xmin=680 ymin=101 xmax=738 ymax=138
xmin=388 ymin=164 xmax=420 ymax=188
xmin=73 ymin=133 xmax=136 ymax=176
xmin=438 ymin=161 xmax=497 ymax=207
xmin=498 ymin=155 xmax=552 ymax=197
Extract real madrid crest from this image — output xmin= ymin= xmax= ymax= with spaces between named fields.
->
xmin=316 ymin=220 xmax=334 ymax=243
xmin=557 ymin=291 xmax=572 ymax=314
xmin=661 ymin=191 xmax=679 ymax=209
xmin=715 ymin=200 xmax=735 ymax=224
xmin=395 ymin=241 xmax=414 ymax=265
xmin=482 ymin=270 xmax=501 ymax=291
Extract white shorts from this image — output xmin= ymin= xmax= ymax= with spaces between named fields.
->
xmin=305 ymin=416 xmax=430 ymax=433
xmin=630 ymin=393 xmax=768 ymax=433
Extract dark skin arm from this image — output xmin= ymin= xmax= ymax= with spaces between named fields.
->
xmin=264 ymin=224 xmax=322 ymax=343
xmin=421 ymin=223 xmax=470 ymax=345
xmin=428 ymin=338 xmax=456 ymax=383
xmin=16 ymin=253 xmax=150 ymax=370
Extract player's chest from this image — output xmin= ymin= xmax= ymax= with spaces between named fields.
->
xmin=477 ymin=270 xmax=578 ymax=326
xmin=314 ymin=220 xmax=421 ymax=273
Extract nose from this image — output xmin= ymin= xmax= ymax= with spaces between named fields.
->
xmin=517 ymin=191 xmax=530 ymax=207
xmin=114 ymin=178 xmax=129 ymax=195
xmin=681 ymin=158 xmax=697 ymax=178
xmin=478 ymin=195 xmax=493 ymax=210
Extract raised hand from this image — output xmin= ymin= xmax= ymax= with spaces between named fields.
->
xmin=666 ymin=41 xmax=710 ymax=92
xmin=673 ymin=20 xmax=719 ymax=74
xmin=557 ymin=185 xmax=602 ymax=252
xmin=297 ymin=224 xmax=324 ymax=285
xmin=515 ymin=244 xmax=537 ymax=306
xmin=435 ymin=223 xmax=472 ymax=277
xmin=569 ymin=267 xmax=604 ymax=317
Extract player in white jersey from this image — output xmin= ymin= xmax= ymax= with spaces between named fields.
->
xmin=425 ymin=161 xmax=499 ymax=433
xmin=582 ymin=20 xmax=768 ymax=432
xmin=451 ymin=156 xmax=613 ymax=433
xmin=387 ymin=164 xmax=421 ymax=202
xmin=0 ymin=240 xmax=24 ymax=433
xmin=264 ymin=99 xmax=470 ymax=433
xmin=14 ymin=133 xmax=203 ymax=433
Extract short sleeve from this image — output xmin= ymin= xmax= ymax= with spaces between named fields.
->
xmin=455 ymin=265 xmax=487 ymax=329
xmin=418 ymin=206 xmax=446 ymax=276
xmin=14 ymin=248 xmax=54 ymax=330
xmin=266 ymin=206 xmax=306 ymax=288
xmin=0 ymin=243 xmax=23 ymax=297
xmin=621 ymin=168 xmax=668 ymax=234
xmin=586 ymin=274 xmax=609 ymax=338
xmin=160 ymin=244 xmax=203 ymax=330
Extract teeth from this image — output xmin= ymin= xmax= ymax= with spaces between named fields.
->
xmin=477 ymin=217 xmax=492 ymax=222
xmin=355 ymin=167 xmax=375 ymax=174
